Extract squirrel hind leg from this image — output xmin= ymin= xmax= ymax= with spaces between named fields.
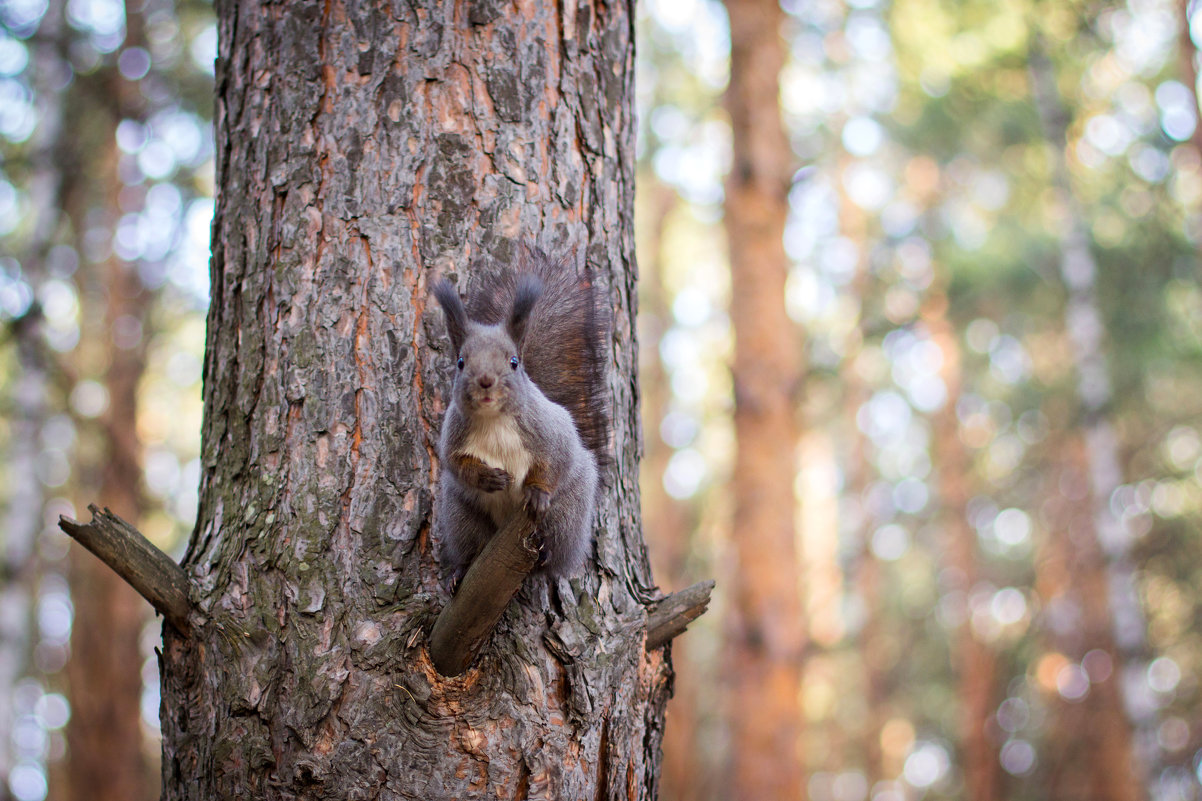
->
xmin=530 ymin=495 xmax=596 ymax=579
xmin=436 ymin=486 xmax=496 ymax=585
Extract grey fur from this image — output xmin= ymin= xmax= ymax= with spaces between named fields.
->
xmin=433 ymin=276 xmax=599 ymax=586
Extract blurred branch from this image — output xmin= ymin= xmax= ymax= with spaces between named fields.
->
xmin=645 ymin=580 xmax=715 ymax=652
xmin=59 ymin=504 xmax=196 ymax=636
xmin=429 ymin=511 xmax=539 ymax=677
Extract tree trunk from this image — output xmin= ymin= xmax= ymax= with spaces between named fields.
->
xmin=1028 ymin=44 xmax=1148 ymax=801
xmin=638 ymin=184 xmax=705 ymax=801
xmin=159 ymin=1 xmax=667 ymax=798
xmin=722 ymin=0 xmax=807 ymax=797
xmin=66 ymin=203 xmax=153 ymax=801
xmin=1036 ymin=440 xmax=1143 ymax=801
xmin=63 ymin=3 xmax=153 ymax=799
xmin=924 ymin=294 xmax=1001 ymax=801
xmin=0 ymin=0 xmax=66 ymax=787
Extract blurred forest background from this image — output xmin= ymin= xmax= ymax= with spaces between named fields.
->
xmin=1 ymin=0 xmax=1201 ymax=799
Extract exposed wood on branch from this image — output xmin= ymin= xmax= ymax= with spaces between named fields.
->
xmin=429 ymin=511 xmax=539 ymax=677
xmin=58 ymin=504 xmax=195 ymax=636
xmin=645 ymin=580 xmax=715 ymax=652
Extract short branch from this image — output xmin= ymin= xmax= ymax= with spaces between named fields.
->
xmin=645 ymin=579 xmax=715 ymax=651
xmin=429 ymin=511 xmax=538 ymax=677
xmin=59 ymin=504 xmax=196 ymax=636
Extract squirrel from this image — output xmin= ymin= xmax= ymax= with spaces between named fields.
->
xmin=432 ymin=249 xmax=610 ymax=588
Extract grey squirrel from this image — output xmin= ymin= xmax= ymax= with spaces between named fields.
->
xmin=432 ymin=250 xmax=610 ymax=588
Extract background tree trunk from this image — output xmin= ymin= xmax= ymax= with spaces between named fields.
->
xmin=925 ymin=293 xmax=1002 ymax=801
xmin=1037 ymin=440 xmax=1143 ymax=801
xmin=1028 ymin=44 xmax=1148 ymax=801
xmin=0 ymin=0 xmax=65 ymax=786
xmin=63 ymin=3 xmax=154 ymax=798
xmin=158 ymin=1 xmax=668 ymax=798
xmin=722 ymin=0 xmax=807 ymax=798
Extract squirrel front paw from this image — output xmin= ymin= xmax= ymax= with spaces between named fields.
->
xmin=473 ymin=466 xmax=512 ymax=493
xmin=523 ymin=484 xmax=551 ymax=520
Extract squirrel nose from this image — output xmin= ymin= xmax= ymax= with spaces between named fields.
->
xmin=478 ymin=376 xmax=494 ymax=389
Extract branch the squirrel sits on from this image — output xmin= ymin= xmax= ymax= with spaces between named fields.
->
xmin=433 ymin=249 xmax=610 ymax=590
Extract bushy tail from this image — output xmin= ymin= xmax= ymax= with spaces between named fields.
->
xmin=467 ymin=247 xmax=611 ymax=461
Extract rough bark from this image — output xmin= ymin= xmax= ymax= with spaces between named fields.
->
xmin=722 ymin=0 xmax=807 ymax=797
xmin=159 ymin=1 xmax=668 ymax=799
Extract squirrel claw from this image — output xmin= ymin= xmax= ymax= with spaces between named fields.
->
xmin=523 ymin=485 xmax=551 ymax=520
xmin=446 ymin=565 xmax=467 ymax=596
xmin=531 ymin=530 xmax=549 ymax=568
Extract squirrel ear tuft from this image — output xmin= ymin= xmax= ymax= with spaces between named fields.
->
xmin=507 ymin=274 xmax=543 ymax=346
xmin=433 ymin=279 xmax=468 ymax=356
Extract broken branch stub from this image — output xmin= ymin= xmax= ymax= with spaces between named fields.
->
xmin=429 ymin=511 xmax=539 ymax=677
xmin=58 ymin=504 xmax=196 ymax=636
xmin=645 ymin=579 xmax=716 ymax=652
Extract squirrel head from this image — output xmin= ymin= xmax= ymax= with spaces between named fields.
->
xmin=434 ymin=275 xmax=543 ymax=417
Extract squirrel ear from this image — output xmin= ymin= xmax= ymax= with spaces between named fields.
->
xmin=507 ymin=274 xmax=543 ymax=346
xmin=433 ymin=279 xmax=468 ymax=356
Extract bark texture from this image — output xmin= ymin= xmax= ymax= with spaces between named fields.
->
xmin=160 ymin=1 xmax=666 ymax=799
xmin=722 ymin=0 xmax=807 ymax=798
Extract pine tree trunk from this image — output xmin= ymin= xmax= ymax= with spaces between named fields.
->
xmin=63 ymin=4 xmax=153 ymax=797
xmin=1037 ymin=440 xmax=1143 ymax=801
xmin=159 ymin=1 xmax=667 ymax=798
xmin=0 ymin=0 xmax=65 ymax=787
xmin=722 ymin=0 xmax=807 ymax=797
xmin=638 ymin=184 xmax=707 ymax=801
xmin=925 ymin=295 xmax=1001 ymax=801
xmin=1028 ymin=44 xmax=1148 ymax=801
xmin=66 ymin=206 xmax=153 ymax=801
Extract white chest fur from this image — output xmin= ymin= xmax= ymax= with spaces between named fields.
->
xmin=460 ymin=415 xmax=531 ymax=522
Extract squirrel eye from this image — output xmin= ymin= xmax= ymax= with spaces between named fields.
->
xmin=456 ymin=357 xmax=464 ymax=370
xmin=510 ymin=356 xmax=519 ymax=370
